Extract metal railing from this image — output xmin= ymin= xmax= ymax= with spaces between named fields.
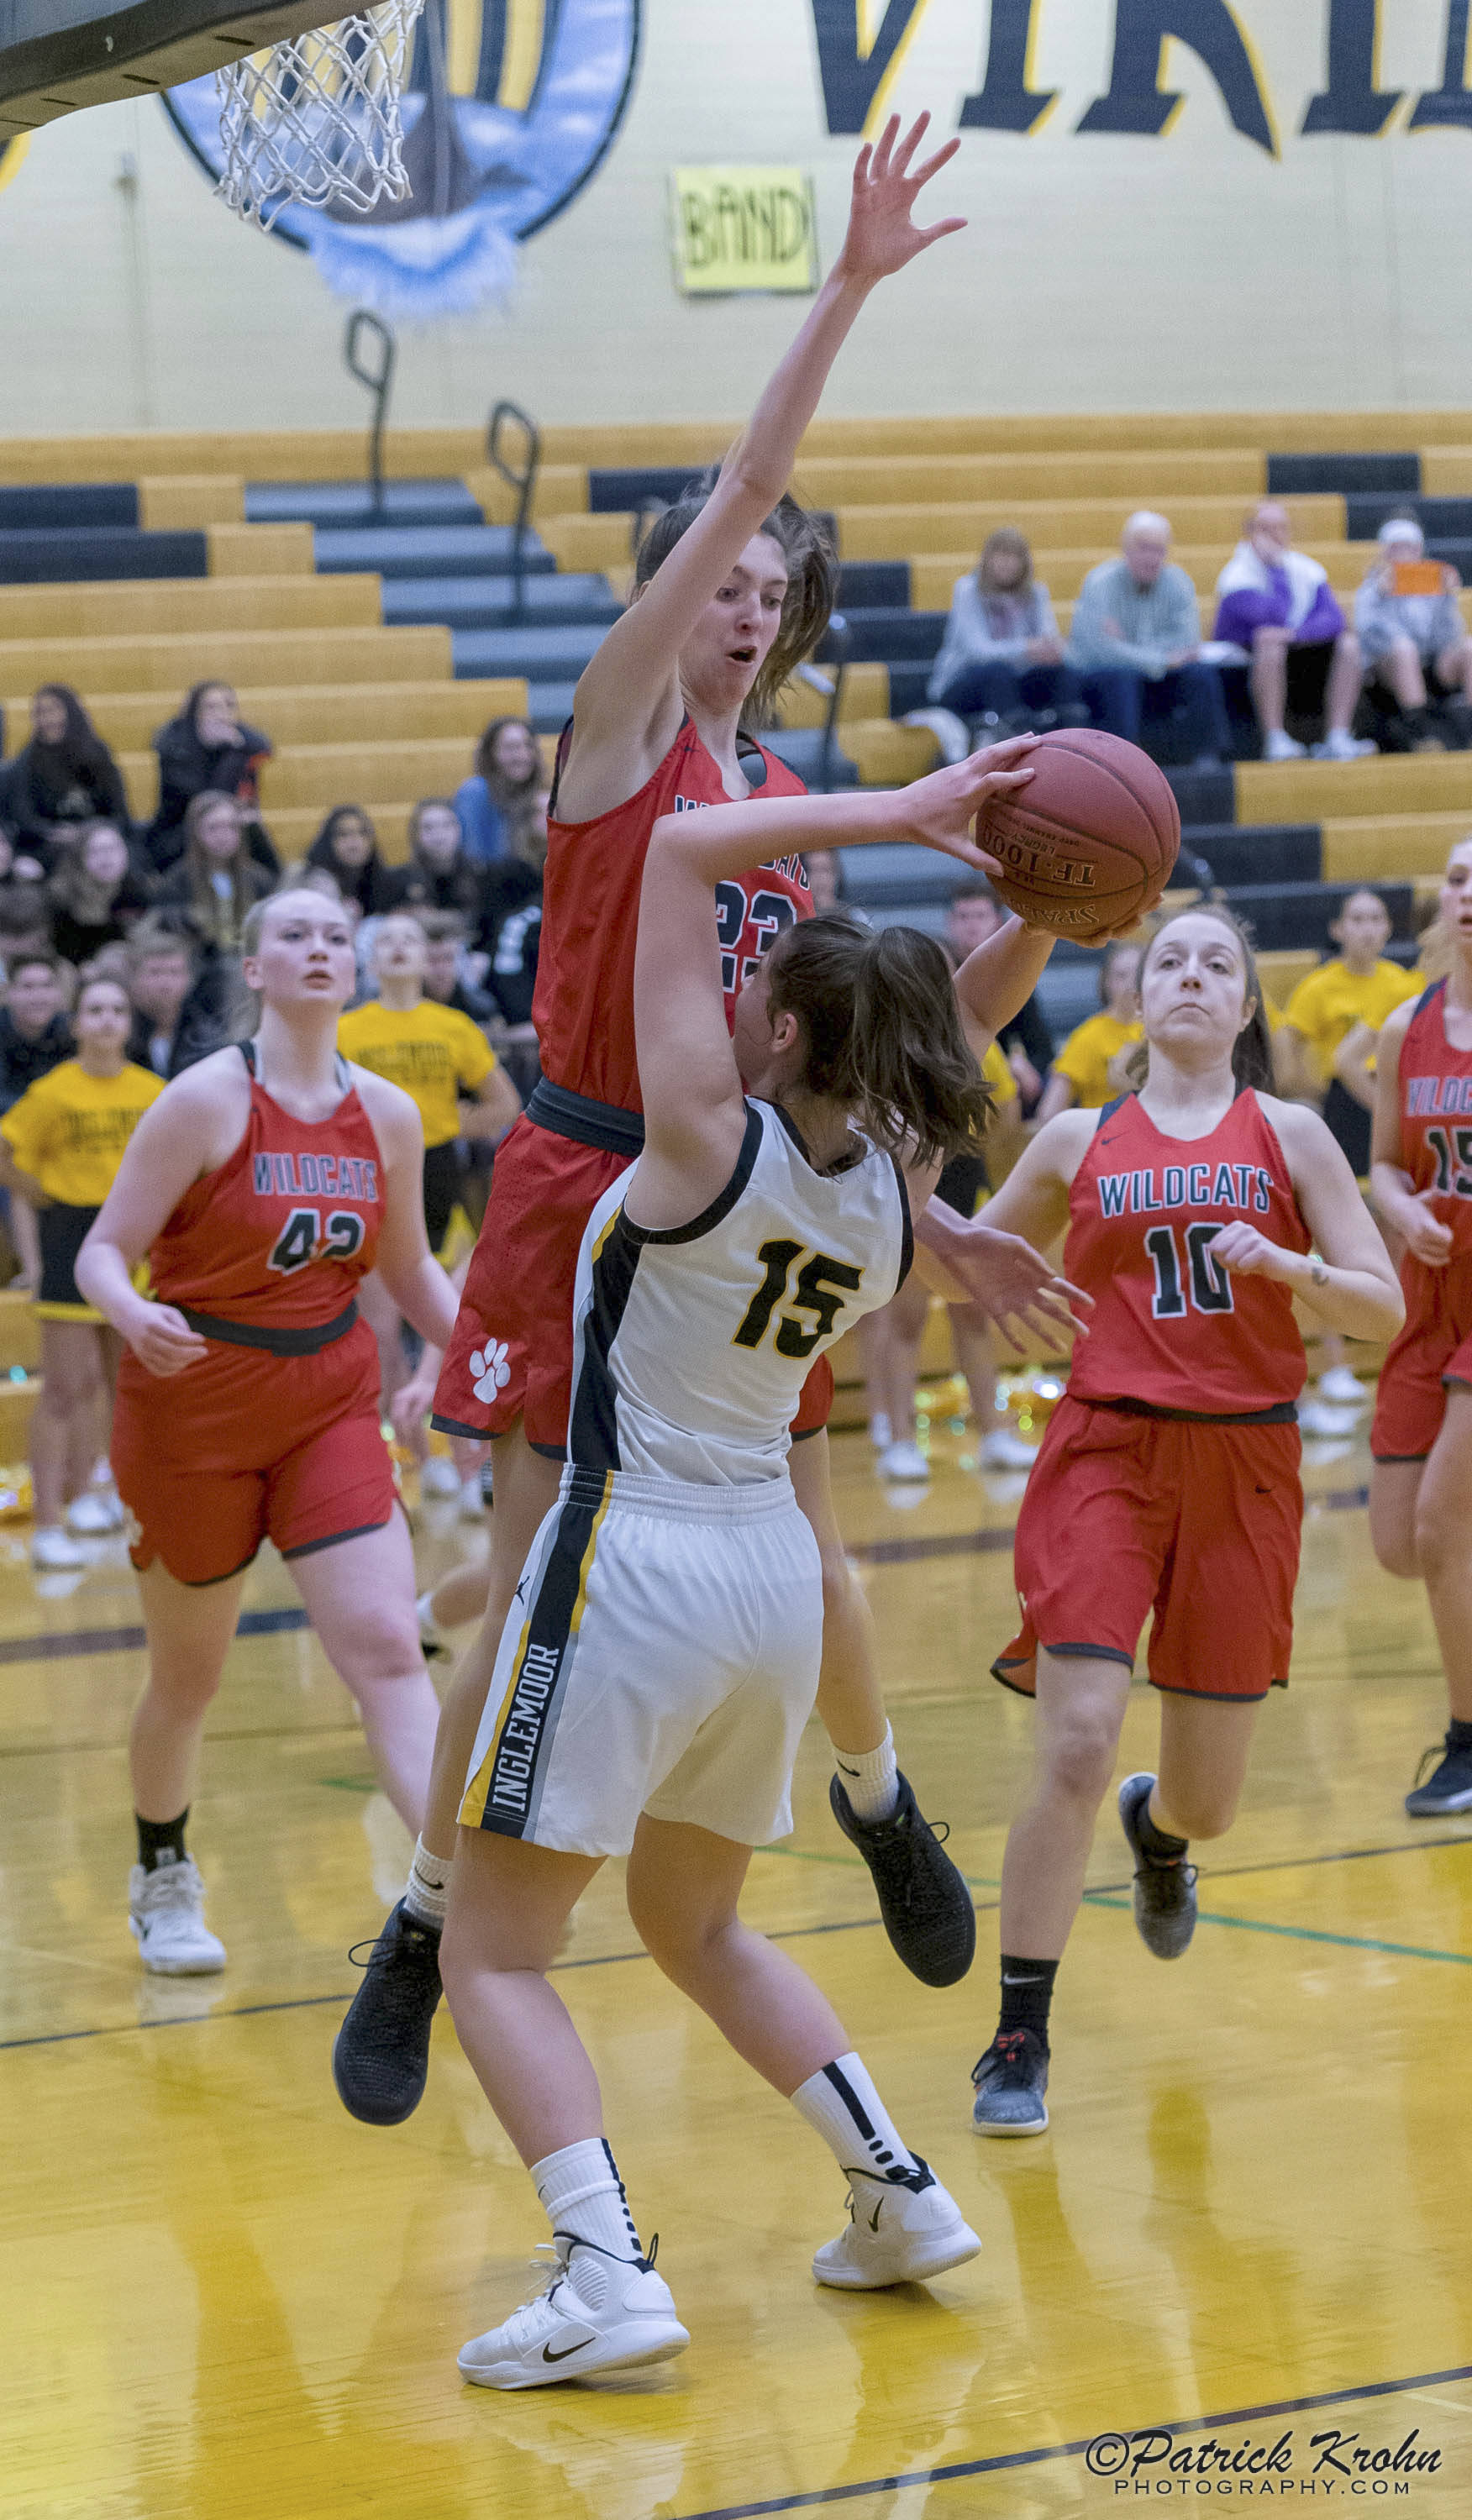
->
xmin=486 ymin=400 xmax=541 ymax=619
xmin=344 ymin=309 xmax=397 ymax=517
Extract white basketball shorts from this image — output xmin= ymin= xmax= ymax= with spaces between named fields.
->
xmin=459 ymin=1463 xmax=823 ymax=1856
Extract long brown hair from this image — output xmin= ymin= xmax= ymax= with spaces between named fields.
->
xmin=763 ymin=916 xmax=991 ymax=1169
xmin=1134 ymin=901 xmax=1275 ymax=1093
xmin=178 ymin=790 xmax=260 ymax=948
xmin=632 ymin=477 xmax=837 ymax=728
xmin=976 ymin=527 xmax=1034 ymax=598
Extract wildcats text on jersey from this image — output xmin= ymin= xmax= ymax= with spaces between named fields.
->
xmin=1406 ymin=1074 xmax=1472 ymax=1116
xmin=1096 ymin=1162 xmax=1274 ymax=1219
xmin=252 ymin=1152 xmax=378 ymax=1200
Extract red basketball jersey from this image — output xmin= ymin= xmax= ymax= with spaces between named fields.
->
xmin=535 ymin=720 xmax=812 ymax=1110
xmin=1393 ymin=979 xmax=1472 ymax=1263
xmin=1065 ymin=1088 xmax=1311 ymax=1415
xmin=149 ymin=1052 xmax=385 ymax=1327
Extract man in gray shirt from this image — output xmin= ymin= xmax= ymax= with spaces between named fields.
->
xmin=1067 ymin=512 xmax=1231 ymax=767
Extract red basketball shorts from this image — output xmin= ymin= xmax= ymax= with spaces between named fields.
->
xmin=994 ymin=1394 xmax=1303 ymax=1704
xmin=433 ymin=1112 xmax=833 ymax=1456
xmin=1370 ymin=1256 xmax=1472 ymax=1463
xmin=112 ymin=1320 xmax=397 ymax=1586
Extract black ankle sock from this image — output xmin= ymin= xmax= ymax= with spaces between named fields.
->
xmin=1448 ymin=1718 xmax=1472 ymax=1751
xmin=1135 ymin=1798 xmax=1189 ymax=1861
xmin=136 ymin=1809 xmax=189 ymax=1872
xmin=998 ymin=1954 xmax=1058 ymax=2046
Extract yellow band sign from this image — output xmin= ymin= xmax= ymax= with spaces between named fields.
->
xmin=670 ymin=166 xmax=817 ymax=296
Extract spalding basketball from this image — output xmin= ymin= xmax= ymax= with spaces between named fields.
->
xmin=980 ymin=728 xmax=1180 ymax=940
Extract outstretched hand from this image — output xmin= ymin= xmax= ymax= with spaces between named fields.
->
xmin=836 ymin=113 xmax=965 ymax=286
xmin=889 ymin=735 xmax=1038 ymax=879
xmin=933 ymin=1216 xmax=1093 ymax=1354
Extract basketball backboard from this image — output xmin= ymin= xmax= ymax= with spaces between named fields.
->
xmin=0 ymin=1 xmax=339 ymax=139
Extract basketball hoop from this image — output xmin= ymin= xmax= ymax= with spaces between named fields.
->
xmin=215 ymin=1 xmax=426 ymax=232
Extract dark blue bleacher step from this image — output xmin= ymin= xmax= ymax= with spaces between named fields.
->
xmin=836 ymin=560 xmax=910 ymax=608
xmin=0 ymin=527 xmax=207 ymax=585
xmin=1345 ymin=493 xmax=1472 ymax=543
xmin=313 ymin=524 xmax=554 ymax=580
xmin=1268 ymin=453 xmax=1420 ymax=498
xmin=835 ymin=842 xmax=958 ymax=913
xmin=1175 ymin=823 xmax=1322 ymax=887
xmin=886 ymin=662 xmax=933 ymax=717
xmin=1167 ymin=764 xmax=1237 ymax=827
xmin=386 ymin=574 xmax=618 ymax=634
xmin=587 ymin=464 xmax=719 ymax=513
xmin=245 ymin=480 xmax=484 ymax=528
xmin=839 ymin=606 xmax=947 ymax=665
xmin=525 ymin=680 xmax=579 ymax=732
xmin=1209 ymin=879 xmax=1415 ymax=953
xmin=0 ymin=484 xmax=139 ymax=531
xmin=454 ymin=623 xmax=610 ymax=681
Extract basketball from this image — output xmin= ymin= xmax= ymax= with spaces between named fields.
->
xmin=980 ymin=728 xmax=1180 ymax=940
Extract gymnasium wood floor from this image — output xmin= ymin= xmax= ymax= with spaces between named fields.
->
xmin=3 ymin=1414 xmax=1471 ymax=2520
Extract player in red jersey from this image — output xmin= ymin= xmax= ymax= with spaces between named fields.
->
xmin=75 ymin=889 xmax=460 ymax=1977
xmin=959 ymin=903 xmax=1402 ymax=2135
xmin=332 ymin=118 xmax=1080 ymax=2129
xmin=1368 ymin=837 xmax=1472 ymax=1815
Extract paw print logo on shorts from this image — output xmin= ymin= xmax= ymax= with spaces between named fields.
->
xmin=470 ymin=1341 xmax=512 ymax=1404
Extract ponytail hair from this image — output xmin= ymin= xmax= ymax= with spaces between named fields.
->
xmin=1131 ymin=900 xmax=1275 ymax=1093
xmin=763 ymin=915 xmax=991 ymax=1169
xmin=632 ymin=476 xmax=837 ymax=727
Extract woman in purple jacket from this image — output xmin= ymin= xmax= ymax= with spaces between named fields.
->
xmin=1212 ymin=502 xmax=1372 ymax=764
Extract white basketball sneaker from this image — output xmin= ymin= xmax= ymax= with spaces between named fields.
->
xmin=129 ymin=1856 xmax=227 ymax=1974
xmin=813 ymin=2166 xmax=980 ymax=2290
xmin=458 ymin=2240 xmax=689 ymax=2391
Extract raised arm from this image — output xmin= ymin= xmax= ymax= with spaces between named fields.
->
xmin=560 ymin=116 xmax=965 ymax=817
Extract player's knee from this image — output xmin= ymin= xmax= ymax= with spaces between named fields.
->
xmin=1412 ymin=1494 xmax=1459 ymax=1576
xmin=1045 ymin=1707 xmax=1120 ymax=1804
xmin=816 ymin=1535 xmax=854 ymax=1613
xmin=334 ymin=1609 xmax=425 ymax=1690
xmin=1371 ymin=1521 xmax=1420 ymax=1580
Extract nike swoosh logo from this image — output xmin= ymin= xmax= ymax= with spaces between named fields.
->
xmin=542 ymin=2333 xmax=595 ymax=2364
xmin=868 ymin=2203 xmax=882 ymax=2232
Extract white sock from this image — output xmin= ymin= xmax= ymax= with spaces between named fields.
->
xmin=533 ymin=2138 xmax=645 ymax=2296
xmin=791 ymin=2053 xmax=933 ymax=2200
xmin=833 ymin=1724 xmax=899 ymax=1824
xmin=403 ymin=1835 xmax=451 ymax=1929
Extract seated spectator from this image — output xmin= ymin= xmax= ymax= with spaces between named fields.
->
xmin=1067 ymin=512 xmax=1231 ymax=767
xmin=150 ymin=791 xmax=273 ymax=954
xmin=1035 ymin=941 xmax=1143 ymax=1121
xmin=305 ymin=803 xmax=398 ymax=916
xmin=0 ymin=947 xmax=72 ymax=1286
xmin=946 ymin=879 xmax=1053 ymax=1110
xmin=455 ymin=717 xmax=543 ymax=865
xmin=123 ymin=919 xmax=200 ymax=1079
xmin=0 ymin=885 xmax=55 ymax=979
xmin=1280 ymin=887 xmax=1420 ymax=1173
xmin=927 ymin=529 xmax=1082 ymax=734
xmin=146 ymin=682 xmax=277 ymax=874
xmin=0 ymin=686 xmax=131 ymax=864
xmin=420 ymin=911 xmax=496 ymax=1026
xmin=46 ymin=820 xmax=150 ymax=969
xmin=1212 ymin=502 xmax=1373 ymax=762
xmin=383 ymin=798 xmax=486 ymax=927
xmin=1354 ymin=517 xmax=1472 ymax=751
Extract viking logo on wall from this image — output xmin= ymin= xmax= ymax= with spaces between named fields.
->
xmin=164 ymin=0 xmax=641 ymax=314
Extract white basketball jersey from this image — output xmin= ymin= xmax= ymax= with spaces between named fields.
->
xmin=567 ymin=1099 xmax=911 ymax=1484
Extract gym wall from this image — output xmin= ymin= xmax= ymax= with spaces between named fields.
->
xmin=0 ymin=0 xmax=1469 ymax=435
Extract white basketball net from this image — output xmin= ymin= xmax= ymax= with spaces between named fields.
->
xmin=215 ymin=2 xmax=427 ymax=232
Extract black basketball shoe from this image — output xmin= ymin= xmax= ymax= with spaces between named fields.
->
xmin=829 ymin=1770 xmax=976 ymax=1987
xmin=971 ymin=2029 xmax=1049 ymax=2136
xmin=332 ymin=1899 xmax=444 ymax=2124
xmin=1406 ymin=1733 xmax=1472 ymax=1816
xmin=1118 ymin=1772 xmax=1198 ymax=1959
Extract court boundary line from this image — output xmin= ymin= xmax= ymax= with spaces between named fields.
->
xmin=668 ymin=2360 xmax=1472 ymax=2519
